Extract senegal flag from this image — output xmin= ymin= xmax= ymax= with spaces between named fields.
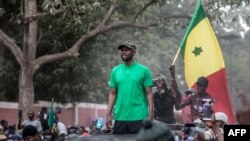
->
xmin=179 ymin=0 xmax=235 ymax=124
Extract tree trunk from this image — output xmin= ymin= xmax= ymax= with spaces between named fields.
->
xmin=18 ymin=0 xmax=37 ymax=115
xmin=18 ymin=65 xmax=34 ymax=115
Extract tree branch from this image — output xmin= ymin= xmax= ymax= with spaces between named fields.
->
xmin=97 ymin=3 xmax=117 ymax=29
xmin=0 ymin=29 xmax=24 ymax=66
xmin=218 ymin=34 xmax=241 ymax=40
xmin=31 ymin=1 xmax=158 ymax=73
xmin=133 ymin=0 xmax=158 ymax=21
xmin=23 ymin=7 xmax=66 ymax=23
xmin=32 ymin=21 xmax=156 ymax=73
xmin=31 ymin=50 xmax=78 ymax=74
xmin=159 ymin=14 xmax=192 ymax=20
xmin=70 ymin=21 xmax=157 ymax=52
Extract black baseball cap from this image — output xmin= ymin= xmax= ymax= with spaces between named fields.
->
xmin=197 ymin=76 xmax=208 ymax=86
xmin=118 ymin=42 xmax=136 ymax=50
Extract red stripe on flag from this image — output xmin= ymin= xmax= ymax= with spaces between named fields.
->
xmin=192 ymin=68 xmax=236 ymax=124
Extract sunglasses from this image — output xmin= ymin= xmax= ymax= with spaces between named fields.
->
xmin=157 ymin=79 xmax=164 ymax=83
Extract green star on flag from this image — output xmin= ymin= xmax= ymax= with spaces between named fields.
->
xmin=192 ymin=46 xmax=203 ymax=57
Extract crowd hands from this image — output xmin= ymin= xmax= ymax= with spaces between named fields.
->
xmin=0 ymin=107 xmax=108 ymax=141
xmin=173 ymin=111 xmax=226 ymax=141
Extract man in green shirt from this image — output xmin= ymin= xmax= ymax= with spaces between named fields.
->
xmin=106 ymin=42 xmax=153 ymax=134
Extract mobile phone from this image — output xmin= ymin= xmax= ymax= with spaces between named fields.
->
xmin=96 ymin=117 xmax=103 ymax=130
xmin=184 ymin=123 xmax=196 ymax=141
xmin=201 ymin=99 xmax=213 ymax=121
xmin=18 ymin=109 xmax=23 ymax=118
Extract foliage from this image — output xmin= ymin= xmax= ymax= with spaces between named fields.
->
xmin=0 ymin=50 xmax=19 ymax=101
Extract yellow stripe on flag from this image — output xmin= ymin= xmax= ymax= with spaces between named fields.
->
xmin=184 ymin=18 xmax=225 ymax=87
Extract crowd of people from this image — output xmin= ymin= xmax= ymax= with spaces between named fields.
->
xmin=1 ymin=42 xmax=250 ymax=141
xmin=0 ymin=107 xmax=96 ymax=141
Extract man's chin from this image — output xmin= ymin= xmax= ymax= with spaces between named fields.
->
xmin=122 ymin=58 xmax=129 ymax=61
xmin=122 ymin=57 xmax=133 ymax=62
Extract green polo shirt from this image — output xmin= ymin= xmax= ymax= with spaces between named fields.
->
xmin=109 ymin=61 xmax=153 ymax=121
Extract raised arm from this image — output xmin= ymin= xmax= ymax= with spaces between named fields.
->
xmin=17 ymin=116 xmax=23 ymax=130
xmin=169 ymin=64 xmax=182 ymax=102
xmin=174 ymin=91 xmax=193 ymax=110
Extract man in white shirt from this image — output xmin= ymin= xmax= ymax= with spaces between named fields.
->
xmin=55 ymin=117 xmax=67 ymax=136
xmin=18 ymin=110 xmax=42 ymax=133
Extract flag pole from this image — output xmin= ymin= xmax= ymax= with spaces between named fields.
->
xmin=172 ymin=48 xmax=181 ymax=66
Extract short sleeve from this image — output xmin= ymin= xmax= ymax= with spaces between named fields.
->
xmin=109 ymin=69 xmax=116 ymax=88
xmin=143 ymin=67 xmax=153 ymax=87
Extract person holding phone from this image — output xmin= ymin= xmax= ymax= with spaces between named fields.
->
xmin=203 ymin=111 xmax=224 ymax=141
xmin=183 ymin=123 xmax=197 ymax=141
xmin=175 ymin=76 xmax=214 ymax=122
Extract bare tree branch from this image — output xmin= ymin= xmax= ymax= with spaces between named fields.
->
xmin=71 ymin=21 xmax=157 ymax=52
xmin=97 ymin=3 xmax=117 ymax=29
xmin=0 ymin=29 xmax=24 ymax=66
xmin=133 ymin=0 xmax=158 ymax=21
xmin=31 ymin=1 xmax=158 ymax=73
xmin=32 ymin=21 xmax=157 ymax=73
xmin=23 ymin=7 xmax=66 ymax=23
xmin=31 ymin=50 xmax=78 ymax=74
xmin=218 ymin=34 xmax=241 ymax=40
xmin=159 ymin=14 xmax=192 ymax=20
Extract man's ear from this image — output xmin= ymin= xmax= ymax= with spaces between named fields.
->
xmin=133 ymin=49 xmax=136 ymax=54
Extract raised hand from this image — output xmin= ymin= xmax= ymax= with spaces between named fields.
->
xmin=169 ymin=64 xmax=175 ymax=76
xmin=236 ymin=90 xmax=250 ymax=124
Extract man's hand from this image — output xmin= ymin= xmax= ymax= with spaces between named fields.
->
xmin=169 ymin=64 xmax=175 ymax=77
xmin=148 ymin=112 xmax=154 ymax=121
xmin=174 ymin=130 xmax=184 ymax=138
xmin=105 ymin=114 xmax=112 ymax=131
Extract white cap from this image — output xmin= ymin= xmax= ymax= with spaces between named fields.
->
xmin=193 ymin=118 xmax=202 ymax=124
xmin=215 ymin=112 xmax=228 ymax=124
